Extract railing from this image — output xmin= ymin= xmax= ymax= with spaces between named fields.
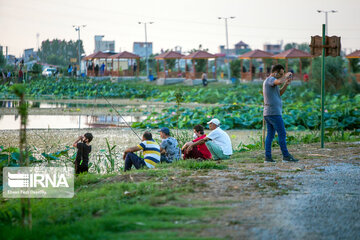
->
xmin=87 ymin=69 xmax=137 ymax=77
xmin=158 ymin=71 xmax=184 ymax=78
xmin=185 ymin=72 xmax=212 ymax=79
xmin=240 ymin=72 xmax=304 ymax=81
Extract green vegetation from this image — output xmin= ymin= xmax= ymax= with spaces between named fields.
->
xmin=1 ymin=79 xmax=359 ymax=131
xmin=0 ymin=173 xmax=221 ymax=240
xmin=38 ymin=39 xmax=84 ymax=67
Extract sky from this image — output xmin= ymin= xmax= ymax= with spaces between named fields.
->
xmin=0 ymin=0 xmax=359 ymax=57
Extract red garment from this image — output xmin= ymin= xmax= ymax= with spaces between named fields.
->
xmin=303 ymin=74 xmax=309 ymax=82
xmin=193 ymin=134 xmax=212 ymax=159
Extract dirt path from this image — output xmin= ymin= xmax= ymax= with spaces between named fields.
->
xmin=186 ymin=141 xmax=360 ymax=240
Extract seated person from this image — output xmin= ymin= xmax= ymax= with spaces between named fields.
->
xmin=123 ymin=131 xmax=160 ymax=171
xmin=159 ymin=127 xmax=181 ymax=163
xmin=186 ymin=118 xmax=232 ymax=160
xmin=182 ymin=124 xmax=212 ymax=160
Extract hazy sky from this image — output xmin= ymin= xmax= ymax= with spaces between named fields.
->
xmin=1 ymin=0 xmax=359 ymax=57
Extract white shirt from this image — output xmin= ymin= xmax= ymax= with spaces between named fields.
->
xmin=207 ymin=127 xmax=233 ymax=155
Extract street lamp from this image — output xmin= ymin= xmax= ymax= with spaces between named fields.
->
xmin=218 ymin=16 xmax=235 ymax=80
xmin=138 ymin=21 xmax=154 ymax=79
xmin=317 ymin=10 xmax=337 ymax=35
xmin=73 ymin=25 xmax=86 ymax=76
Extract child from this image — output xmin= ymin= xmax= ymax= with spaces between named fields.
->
xmin=73 ymin=133 xmax=93 ymax=174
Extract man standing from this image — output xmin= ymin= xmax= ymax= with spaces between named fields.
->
xmin=123 ymin=131 xmax=160 ymax=171
xmin=263 ymin=64 xmax=298 ymax=163
xmin=187 ymin=118 xmax=232 ymax=160
xmin=159 ymin=127 xmax=181 ymax=163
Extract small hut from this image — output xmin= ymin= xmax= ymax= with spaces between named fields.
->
xmin=345 ymin=50 xmax=360 ymax=83
xmin=83 ymin=51 xmax=112 ymax=77
xmin=182 ymin=51 xmax=217 ymax=80
xmin=154 ymin=51 xmax=185 ymax=79
xmin=239 ymin=50 xmax=274 ymax=81
xmin=272 ymin=48 xmax=313 ymax=80
xmin=109 ymin=51 xmax=140 ymax=77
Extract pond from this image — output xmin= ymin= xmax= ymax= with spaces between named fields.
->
xmin=0 ymin=115 xmax=146 ymax=130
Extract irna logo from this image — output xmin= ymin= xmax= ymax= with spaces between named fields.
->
xmin=7 ymin=172 xmax=69 ymax=188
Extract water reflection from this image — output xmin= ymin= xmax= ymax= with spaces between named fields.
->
xmin=0 ymin=114 xmax=146 ymax=130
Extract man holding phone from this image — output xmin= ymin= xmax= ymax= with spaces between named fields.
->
xmin=263 ymin=64 xmax=298 ymax=163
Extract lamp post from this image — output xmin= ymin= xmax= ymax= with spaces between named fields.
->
xmin=73 ymin=25 xmax=86 ymax=76
xmin=317 ymin=10 xmax=337 ymax=35
xmin=218 ymin=16 xmax=235 ymax=80
xmin=138 ymin=21 xmax=154 ymax=79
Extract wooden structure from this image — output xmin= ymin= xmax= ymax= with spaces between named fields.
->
xmin=182 ymin=51 xmax=217 ymax=79
xmin=154 ymin=51 xmax=185 ymax=79
xmin=83 ymin=51 xmax=112 ymax=76
xmin=238 ymin=50 xmax=274 ymax=81
xmin=272 ymin=48 xmax=313 ymax=80
xmin=109 ymin=51 xmax=140 ymax=77
xmin=345 ymin=50 xmax=360 ymax=83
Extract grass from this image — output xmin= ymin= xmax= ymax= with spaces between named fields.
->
xmin=159 ymin=159 xmax=228 ymax=170
xmin=0 ymin=173 xmax=222 ymax=240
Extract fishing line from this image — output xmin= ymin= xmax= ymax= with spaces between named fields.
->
xmin=93 ymin=83 xmax=142 ymax=141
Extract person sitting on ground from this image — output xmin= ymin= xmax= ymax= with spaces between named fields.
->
xmin=123 ymin=131 xmax=160 ymax=171
xmin=182 ymin=124 xmax=212 ymax=160
xmin=159 ymin=127 xmax=181 ymax=163
xmin=73 ymin=133 xmax=93 ymax=174
xmin=186 ymin=118 xmax=232 ymax=160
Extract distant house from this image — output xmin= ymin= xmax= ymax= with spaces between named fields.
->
xmin=6 ymin=55 xmax=16 ymax=65
xmin=218 ymin=40 xmax=251 ymax=56
xmin=94 ymin=35 xmax=115 ymax=52
xmin=133 ymin=42 xmax=153 ymax=58
xmin=263 ymin=41 xmax=283 ymax=55
xmin=23 ymin=48 xmax=38 ymax=62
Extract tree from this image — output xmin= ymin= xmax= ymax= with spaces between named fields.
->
xmin=349 ymin=58 xmax=360 ymax=73
xmin=284 ymin=43 xmax=298 ymax=51
xmin=0 ymin=52 xmax=6 ymax=68
xmin=230 ymin=59 xmax=241 ymax=79
xmin=311 ymin=56 xmax=347 ymax=91
xmin=32 ymin=63 xmax=42 ymax=74
xmin=38 ymin=39 xmax=84 ymax=66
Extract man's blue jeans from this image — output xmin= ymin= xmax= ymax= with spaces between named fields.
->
xmin=264 ymin=115 xmax=290 ymax=158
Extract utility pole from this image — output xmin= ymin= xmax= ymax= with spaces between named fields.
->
xmin=218 ymin=16 xmax=235 ymax=80
xmin=138 ymin=21 xmax=154 ymax=79
xmin=73 ymin=25 xmax=86 ymax=76
xmin=317 ymin=10 xmax=337 ymax=35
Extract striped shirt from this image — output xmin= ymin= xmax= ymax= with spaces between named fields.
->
xmin=137 ymin=140 xmax=160 ymax=168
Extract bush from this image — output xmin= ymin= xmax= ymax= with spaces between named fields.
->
xmin=32 ymin=63 xmax=42 ymax=74
xmin=311 ymin=56 xmax=348 ymax=92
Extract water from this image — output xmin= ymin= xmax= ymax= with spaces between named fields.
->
xmin=0 ymin=115 xmax=146 ymax=130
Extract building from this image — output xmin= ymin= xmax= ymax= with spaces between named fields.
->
xmin=94 ymin=35 xmax=115 ymax=52
xmin=133 ymin=42 xmax=153 ymax=58
xmin=6 ymin=55 xmax=16 ymax=65
xmin=263 ymin=41 xmax=283 ymax=54
xmin=218 ymin=40 xmax=251 ymax=56
xmin=23 ymin=48 xmax=38 ymax=62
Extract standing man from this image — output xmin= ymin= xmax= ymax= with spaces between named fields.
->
xmin=186 ymin=118 xmax=232 ymax=160
xmin=212 ymin=65 xmax=216 ymax=79
xmin=263 ymin=64 xmax=298 ymax=163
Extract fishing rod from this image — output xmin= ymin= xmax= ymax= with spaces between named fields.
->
xmin=93 ymin=84 xmax=142 ymax=141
